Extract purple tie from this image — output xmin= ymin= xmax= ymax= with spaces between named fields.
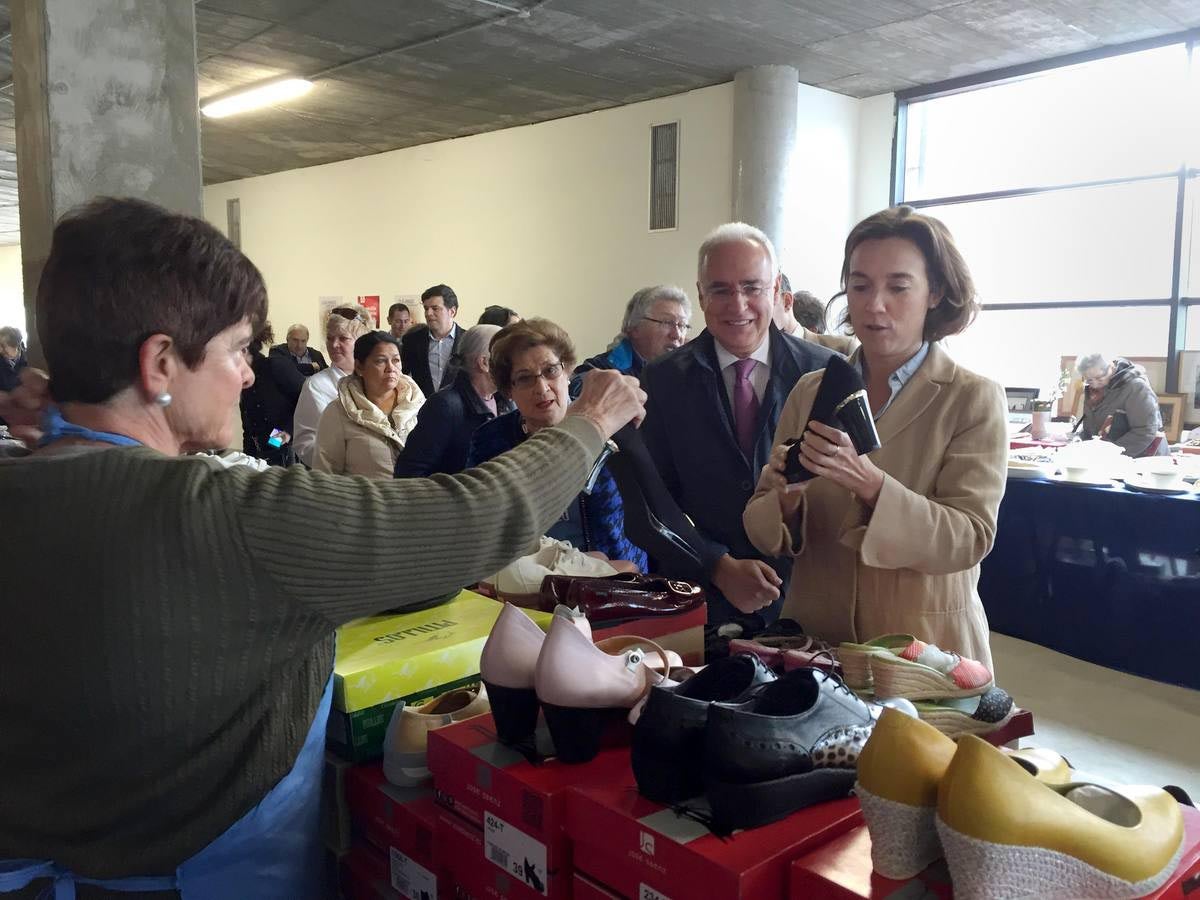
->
xmin=732 ymin=357 xmax=760 ymax=459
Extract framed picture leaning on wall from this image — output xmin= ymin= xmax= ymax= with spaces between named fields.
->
xmin=1158 ymin=393 xmax=1186 ymax=443
xmin=1177 ymin=351 xmax=1200 ymax=427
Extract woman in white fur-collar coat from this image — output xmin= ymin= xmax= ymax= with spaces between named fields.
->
xmin=316 ymin=331 xmax=424 ymax=478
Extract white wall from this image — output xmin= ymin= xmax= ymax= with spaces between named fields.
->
xmin=779 ymin=83 xmax=862 ymax=302
xmin=0 ymin=245 xmax=25 ymax=337
xmin=203 ymin=84 xmax=736 ymax=361
xmin=856 ymin=94 xmax=896 ymax=220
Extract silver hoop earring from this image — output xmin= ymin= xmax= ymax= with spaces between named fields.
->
xmin=155 ymin=392 xmax=172 ymax=407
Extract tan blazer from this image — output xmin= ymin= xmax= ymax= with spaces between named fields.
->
xmin=743 ymin=342 xmax=1006 ymax=671
xmin=802 ymin=327 xmax=858 ymax=357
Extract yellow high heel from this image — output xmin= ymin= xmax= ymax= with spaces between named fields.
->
xmin=937 ymin=735 xmax=1184 ymax=899
xmin=857 ymin=709 xmax=1073 ymax=880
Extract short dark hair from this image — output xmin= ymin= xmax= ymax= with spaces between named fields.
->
xmin=489 ymin=319 xmax=576 ymax=393
xmin=38 ymin=197 xmax=267 ymax=403
xmin=779 ymin=272 xmax=792 ymax=294
xmin=791 ymin=291 xmax=827 ymax=333
xmin=353 ymin=330 xmax=402 ymax=363
xmin=248 ymin=322 xmax=274 ymax=357
xmin=837 ymin=206 xmax=978 ymax=342
xmin=478 ymin=305 xmax=519 ymax=327
xmin=421 ymin=284 xmax=458 ymax=311
xmin=387 ymin=302 xmax=411 ymax=320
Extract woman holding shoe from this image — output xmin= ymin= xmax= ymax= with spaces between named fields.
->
xmin=743 ymin=206 xmax=1006 ymax=670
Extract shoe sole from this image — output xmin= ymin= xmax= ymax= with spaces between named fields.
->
xmin=936 ymin=817 xmax=1184 ymax=899
xmin=915 ymin=704 xmax=1016 ymax=739
xmin=706 ymin=767 xmax=856 ymax=832
xmin=870 ymin=656 xmax=992 ymax=701
xmin=631 ymin=730 xmax=703 ymax=804
xmin=481 ymin=680 xmax=540 ymax=745
xmin=837 ymin=647 xmax=877 ymax=692
xmin=855 ymin=783 xmax=941 ymax=879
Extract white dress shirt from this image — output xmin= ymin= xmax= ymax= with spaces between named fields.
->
xmin=428 ymin=324 xmax=459 ymax=390
xmin=293 ymin=365 xmax=347 ymax=467
xmin=714 ymin=333 xmax=772 ymax=408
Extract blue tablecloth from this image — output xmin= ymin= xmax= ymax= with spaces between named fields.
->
xmin=980 ymin=475 xmax=1200 ymax=690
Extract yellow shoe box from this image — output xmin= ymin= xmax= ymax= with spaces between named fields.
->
xmin=333 ymin=590 xmax=551 ymax=714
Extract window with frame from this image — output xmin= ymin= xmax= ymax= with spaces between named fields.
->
xmin=894 ymin=37 xmax=1200 ymax=411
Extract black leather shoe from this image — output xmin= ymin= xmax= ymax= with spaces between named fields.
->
xmin=631 ymin=653 xmax=776 ymax=804
xmin=704 ymin=667 xmax=876 ymax=832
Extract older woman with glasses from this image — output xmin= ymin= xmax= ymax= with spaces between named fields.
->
xmin=0 ymin=199 xmax=646 ymax=895
xmin=573 ymin=285 xmax=692 ymax=383
xmin=468 ymin=319 xmax=647 ymax=570
xmin=292 ymin=305 xmax=374 ymax=466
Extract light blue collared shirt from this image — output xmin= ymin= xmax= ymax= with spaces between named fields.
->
xmin=857 ymin=342 xmax=929 ymax=418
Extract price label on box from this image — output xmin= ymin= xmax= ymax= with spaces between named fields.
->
xmin=484 ymin=811 xmax=548 ymax=896
xmin=639 ymin=884 xmax=671 ymax=900
xmin=389 ymin=846 xmax=436 ymax=899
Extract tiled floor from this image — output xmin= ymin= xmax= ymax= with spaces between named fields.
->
xmin=993 ymin=632 xmax=1200 ymax=799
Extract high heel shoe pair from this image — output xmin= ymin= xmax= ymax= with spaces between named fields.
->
xmin=479 ymin=603 xmax=678 ymax=763
xmin=857 ymin=708 xmax=1185 ymax=899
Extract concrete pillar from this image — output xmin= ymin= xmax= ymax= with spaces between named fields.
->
xmin=732 ymin=66 xmax=798 ymax=257
xmin=12 ymin=0 xmax=202 ymax=363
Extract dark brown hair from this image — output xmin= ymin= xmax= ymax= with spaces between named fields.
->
xmin=37 ymin=196 xmax=267 ymax=403
xmin=489 ymin=318 xmax=576 ymax=393
xmin=838 ymin=205 xmax=978 ymax=342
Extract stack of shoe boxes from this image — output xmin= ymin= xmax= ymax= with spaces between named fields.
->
xmin=564 ymin=780 xmax=863 ymax=899
xmin=429 ymin=718 xmax=633 ymax=898
xmin=340 ymin=762 xmax=443 ymax=899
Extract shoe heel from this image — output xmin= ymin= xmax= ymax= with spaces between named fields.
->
xmin=482 ymin=680 xmax=539 ymax=745
xmin=838 ymin=648 xmax=874 ymax=691
xmin=631 ymin=731 xmax=702 ymax=804
xmin=855 ymin=783 xmax=941 ymax=879
xmin=542 ymin=703 xmax=626 ymax=764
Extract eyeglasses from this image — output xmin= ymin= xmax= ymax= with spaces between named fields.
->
xmin=642 ymin=316 xmax=692 ymax=334
xmin=705 ymin=284 xmax=768 ymax=301
xmin=511 ymin=361 xmax=564 ymax=391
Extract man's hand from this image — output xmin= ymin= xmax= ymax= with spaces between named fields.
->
xmin=0 ymin=367 xmax=49 ymax=444
xmin=712 ymin=554 xmax=781 ymax=614
xmin=567 ymin=369 xmax=647 ymax=439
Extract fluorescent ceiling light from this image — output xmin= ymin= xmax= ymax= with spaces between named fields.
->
xmin=201 ymin=78 xmax=314 ymax=119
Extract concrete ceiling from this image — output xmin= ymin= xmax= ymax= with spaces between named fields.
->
xmin=0 ymin=1 xmax=1197 ymax=245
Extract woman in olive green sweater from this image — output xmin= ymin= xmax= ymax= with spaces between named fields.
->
xmin=0 ymin=197 xmax=644 ymax=899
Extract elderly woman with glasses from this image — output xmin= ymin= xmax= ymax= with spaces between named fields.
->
xmin=1074 ymin=352 xmax=1167 ymax=457
xmin=468 ymin=319 xmax=647 ymax=570
xmin=573 ymin=285 xmax=692 ymax=384
xmin=292 ymin=305 xmax=374 ymax=466
xmin=0 ymin=199 xmax=647 ymax=895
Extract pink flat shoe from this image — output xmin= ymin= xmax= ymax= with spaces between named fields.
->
xmin=480 ymin=603 xmax=590 ymax=745
xmin=534 ymin=614 xmax=677 ymax=763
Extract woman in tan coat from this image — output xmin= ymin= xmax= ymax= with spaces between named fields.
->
xmin=744 ymin=206 xmax=1006 ymax=670
xmin=316 ymin=331 xmax=424 ymax=478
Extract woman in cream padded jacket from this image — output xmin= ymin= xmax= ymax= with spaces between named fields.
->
xmin=316 ymin=331 xmax=424 ymax=478
xmin=744 ymin=207 xmax=1006 ymax=671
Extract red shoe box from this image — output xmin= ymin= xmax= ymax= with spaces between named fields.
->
xmin=428 ymin=715 xmax=634 ymax=898
xmin=564 ymin=777 xmax=862 ymax=900
xmin=788 ymin=825 xmax=953 ymax=899
xmin=788 ymin=803 xmax=1200 ymax=899
xmin=571 ymin=872 xmax=623 ymax=899
xmin=436 ymin=805 xmax=550 ymax=900
xmin=340 ymin=841 xmax=404 ymax=900
xmin=590 ymin=603 xmax=707 ymax=667
xmin=346 ymin=763 xmax=442 ymax=897
xmin=981 ymin=709 xmax=1034 ymax=748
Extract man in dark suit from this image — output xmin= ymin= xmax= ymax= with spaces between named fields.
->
xmin=642 ymin=224 xmax=834 ymax=626
xmin=270 ymin=324 xmax=327 ymax=377
xmin=401 ymin=284 xmax=464 ymax=398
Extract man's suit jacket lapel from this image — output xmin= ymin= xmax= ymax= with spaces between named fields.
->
xmin=692 ymin=331 xmax=741 ymax=452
